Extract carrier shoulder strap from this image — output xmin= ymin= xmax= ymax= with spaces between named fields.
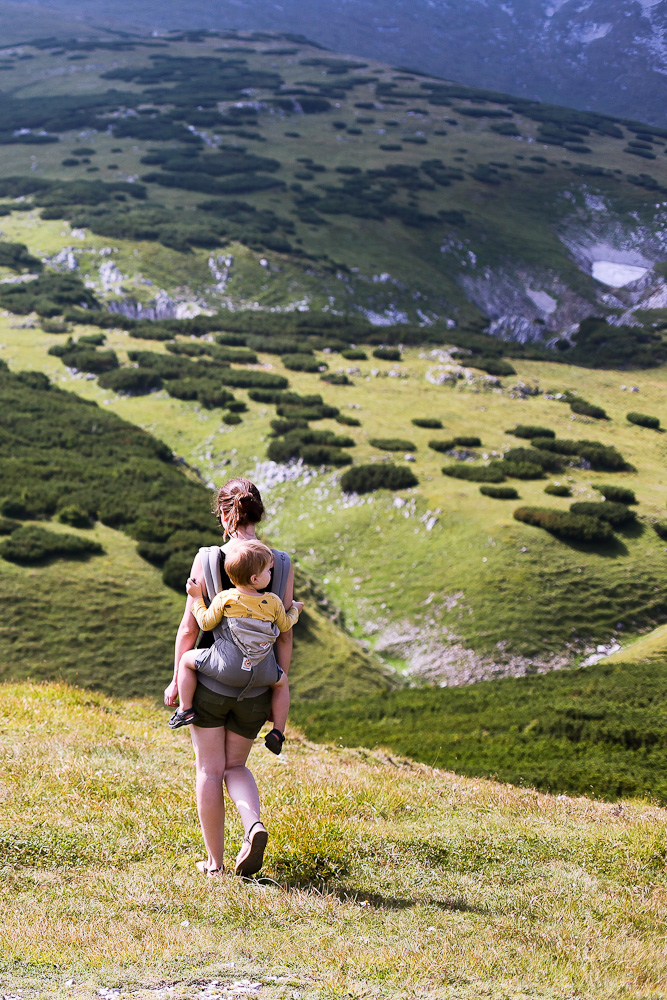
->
xmin=198 ymin=546 xmax=223 ymax=607
xmin=270 ymin=548 xmax=291 ymax=602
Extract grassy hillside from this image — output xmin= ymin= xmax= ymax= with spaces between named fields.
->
xmin=2 ymin=312 xmax=665 ymax=682
xmin=0 ymin=681 xmax=665 ymax=999
xmin=292 ymin=655 xmax=667 ymax=802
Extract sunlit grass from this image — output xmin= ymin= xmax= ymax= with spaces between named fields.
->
xmin=0 ymin=682 xmax=666 ymax=998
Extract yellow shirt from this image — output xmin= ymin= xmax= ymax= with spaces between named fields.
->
xmin=191 ymin=589 xmax=299 ymax=633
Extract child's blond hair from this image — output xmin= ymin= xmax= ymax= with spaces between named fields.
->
xmin=224 ymin=539 xmax=273 ymax=588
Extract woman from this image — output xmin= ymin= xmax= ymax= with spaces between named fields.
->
xmin=164 ymin=477 xmax=294 ymax=878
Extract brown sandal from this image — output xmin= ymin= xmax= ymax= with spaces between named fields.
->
xmin=234 ymin=821 xmax=268 ymax=877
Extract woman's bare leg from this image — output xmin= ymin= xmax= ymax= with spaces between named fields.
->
xmin=190 ymin=725 xmax=227 ymax=870
xmin=177 ymin=649 xmax=199 ymax=712
xmin=224 ymin=731 xmax=261 ymax=836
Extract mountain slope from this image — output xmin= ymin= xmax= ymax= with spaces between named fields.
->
xmin=7 ymin=0 xmax=667 ymax=124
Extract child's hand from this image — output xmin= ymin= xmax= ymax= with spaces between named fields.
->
xmin=186 ymin=576 xmax=203 ymax=599
xmin=293 ymin=600 xmax=304 ymax=614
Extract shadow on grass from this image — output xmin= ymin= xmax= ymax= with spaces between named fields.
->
xmin=256 ymin=878 xmax=493 ymax=914
xmin=555 ymin=536 xmax=629 ymax=558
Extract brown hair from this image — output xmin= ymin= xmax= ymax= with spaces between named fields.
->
xmin=224 ymin=539 xmax=273 ymax=588
xmin=213 ymin=477 xmax=264 ymax=538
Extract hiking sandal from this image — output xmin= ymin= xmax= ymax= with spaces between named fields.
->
xmin=168 ymin=708 xmax=199 ymax=729
xmin=196 ymin=859 xmax=225 ymax=878
xmin=234 ymin=821 xmax=268 ymax=877
xmin=264 ymin=728 xmax=285 ymax=755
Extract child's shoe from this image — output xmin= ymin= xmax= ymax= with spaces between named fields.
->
xmin=168 ymin=708 xmax=199 ymax=729
xmin=264 ymin=728 xmax=285 ymax=754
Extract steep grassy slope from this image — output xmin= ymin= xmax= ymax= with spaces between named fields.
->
xmin=0 ymin=30 xmax=665 ymax=336
xmin=293 ymin=655 xmax=667 ymax=802
xmin=0 ymin=682 xmax=666 ymax=999
xmin=2 ymin=312 xmax=665 ymax=681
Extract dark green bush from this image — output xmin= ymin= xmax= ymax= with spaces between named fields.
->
xmin=509 ymin=425 xmax=555 ymax=439
xmin=40 ymin=318 xmax=69 ymax=334
xmin=569 ymin=501 xmax=637 ymax=528
xmin=653 ymin=520 xmax=667 ymax=542
xmin=472 ymin=356 xmax=516 ymax=377
xmin=0 ymin=241 xmax=42 ymax=272
xmin=270 ymin=418 xmax=308 ymax=435
xmin=98 ymin=368 xmax=163 ymax=395
xmin=442 ymin=464 xmax=505 ymax=483
xmin=513 ymin=507 xmax=613 ymax=543
xmin=341 ymin=349 xmax=367 ymax=361
xmin=282 ymin=353 xmax=325 ymax=373
xmin=532 ymin=437 xmax=627 ymax=472
xmin=369 ymin=438 xmax=416 ymax=452
xmin=429 ymin=439 xmax=455 ymax=453
xmin=0 ymin=525 xmax=103 ymax=564
xmin=453 ymin=436 xmax=481 ymax=447
xmin=479 ymin=485 xmax=519 ymax=500
xmin=627 ymin=411 xmax=660 ymax=430
xmin=545 ymin=483 xmax=572 ymax=497
xmin=320 ymin=373 xmax=352 ymax=385
xmin=372 ymin=347 xmax=402 ymax=362
xmin=340 ymin=464 xmax=418 ymax=494
xmin=503 ymin=447 xmax=563 ymax=472
xmin=300 ymin=445 xmax=352 ymax=466
xmin=222 ymin=412 xmax=242 ymax=426
xmin=568 ymin=395 xmax=608 ymax=420
xmin=335 ymin=413 xmax=361 ymax=427
xmin=496 ymin=460 xmax=544 ymax=480
xmin=0 ymin=517 xmax=21 ymax=535
xmin=218 ymin=369 xmax=289 ymax=390
xmin=56 ymin=505 xmax=94 ymax=529
xmin=412 ymin=418 xmax=442 ymax=429
xmin=593 ymin=484 xmax=637 ymax=505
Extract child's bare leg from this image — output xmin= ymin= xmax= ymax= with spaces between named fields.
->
xmin=265 ymin=673 xmax=289 ymax=754
xmin=177 ymin=649 xmax=199 ymax=712
xmin=270 ymin=673 xmax=290 ymax=734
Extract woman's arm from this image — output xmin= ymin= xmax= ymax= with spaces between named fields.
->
xmin=164 ymin=552 xmax=207 ymax=706
xmin=274 ymin=564 xmax=294 ymax=675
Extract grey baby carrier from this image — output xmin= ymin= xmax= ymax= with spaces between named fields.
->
xmin=195 ymin=545 xmax=291 ymax=700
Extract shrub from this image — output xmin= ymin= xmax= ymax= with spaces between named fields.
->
xmin=592 ymin=484 xmax=637 ymax=505
xmin=198 ymin=386 xmax=237 ymax=410
xmin=270 ymin=418 xmax=308 ymax=435
xmin=442 ymin=464 xmax=505 ymax=483
xmin=545 ymin=483 xmax=572 ymax=497
xmin=568 ymin=395 xmax=608 ymax=420
xmin=0 ymin=517 xmax=20 ymax=535
xmin=300 ymin=445 xmax=352 ymax=466
xmin=509 ymin=425 xmax=555 ymax=439
xmin=627 ymin=411 xmax=660 ymax=430
xmin=282 ymin=353 xmax=325 ymax=373
xmin=429 ymin=439 xmax=455 ymax=453
xmin=218 ymin=369 xmax=289 ymax=390
xmin=654 ymin=520 xmax=667 ymax=542
xmin=480 ymin=485 xmax=519 ymax=500
xmin=412 ymin=418 xmax=442 ymax=429
xmin=98 ymin=368 xmax=163 ymax=395
xmin=453 ymin=436 xmax=481 ymax=447
xmin=56 ymin=505 xmax=94 ymax=529
xmin=320 ymin=372 xmax=351 ymax=386
xmin=513 ymin=507 xmax=613 ymax=543
xmin=340 ymin=464 xmax=418 ymax=494
xmin=372 ymin=347 xmax=402 ymax=362
xmin=276 ymin=403 xmax=339 ymax=421
xmin=472 ymin=356 xmax=516 ymax=377
xmin=496 ymin=460 xmax=544 ymax=480
xmin=342 ymin=349 xmax=367 ymax=360
xmin=335 ymin=413 xmax=361 ymax=427
xmin=222 ymin=412 xmax=242 ymax=425
xmin=369 ymin=438 xmax=416 ymax=452
xmin=532 ymin=437 xmax=627 ymax=471
xmin=40 ymin=318 xmax=69 ymax=334
xmin=569 ymin=501 xmax=637 ymax=528
xmin=0 ymin=525 xmax=103 ymax=564
xmin=503 ymin=447 xmax=563 ymax=472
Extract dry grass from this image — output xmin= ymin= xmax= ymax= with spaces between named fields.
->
xmin=0 ymin=683 xmax=665 ymax=999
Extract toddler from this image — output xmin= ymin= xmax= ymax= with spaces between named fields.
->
xmin=169 ymin=538 xmax=302 ymax=754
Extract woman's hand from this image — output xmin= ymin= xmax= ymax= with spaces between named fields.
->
xmin=164 ymin=679 xmax=179 ymax=707
xmin=186 ymin=576 xmax=203 ymax=599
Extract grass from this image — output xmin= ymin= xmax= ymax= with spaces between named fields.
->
xmin=0 ymin=681 xmax=666 ymax=999
xmin=2 ymin=315 xmax=667 ymax=674
xmin=291 ymin=655 xmax=667 ymax=802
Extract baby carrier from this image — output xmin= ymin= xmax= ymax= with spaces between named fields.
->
xmin=195 ymin=545 xmax=291 ymax=700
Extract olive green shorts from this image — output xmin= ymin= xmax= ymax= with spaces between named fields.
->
xmin=192 ymin=683 xmax=272 ymax=739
